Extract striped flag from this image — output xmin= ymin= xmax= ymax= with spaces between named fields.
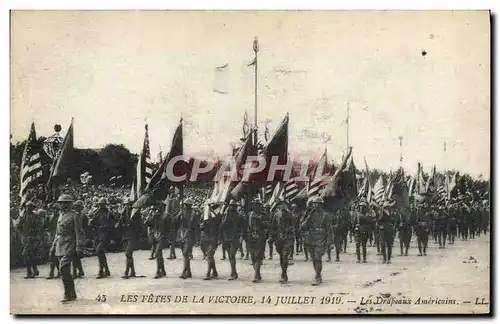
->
xmin=19 ymin=122 xmax=43 ymax=210
xmin=307 ymin=149 xmax=329 ymax=205
xmin=371 ymin=175 xmax=385 ymax=208
xmin=283 ymin=178 xmax=300 ymax=201
xmin=134 ymin=124 xmax=154 ymax=198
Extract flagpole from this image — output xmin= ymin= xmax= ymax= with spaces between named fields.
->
xmin=253 ymin=37 xmax=259 ymax=146
xmin=346 ymin=102 xmax=350 ymax=155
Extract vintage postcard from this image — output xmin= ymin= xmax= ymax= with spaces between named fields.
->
xmin=10 ymin=10 xmax=490 ymax=315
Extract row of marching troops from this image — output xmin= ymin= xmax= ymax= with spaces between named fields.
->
xmin=14 ymin=190 xmax=489 ymax=302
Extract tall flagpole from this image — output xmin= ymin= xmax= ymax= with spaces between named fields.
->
xmin=253 ymin=37 xmax=259 ymax=146
xmin=346 ymin=102 xmax=350 ymax=154
xmin=399 ymin=136 xmax=403 ymax=166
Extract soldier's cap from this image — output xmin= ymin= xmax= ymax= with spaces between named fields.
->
xmin=58 ymin=194 xmax=74 ymax=203
xmin=358 ymin=198 xmax=368 ymax=206
xmin=36 ymin=208 xmax=47 ymax=215
xmin=123 ymin=197 xmax=130 ymax=204
xmin=263 ymin=202 xmax=271 ymax=208
xmin=229 ymin=200 xmax=239 ymax=206
xmin=25 ymin=201 xmax=36 ymax=208
xmin=98 ymin=197 xmax=109 ymax=205
xmin=74 ymin=200 xmax=84 ymax=207
xmin=311 ymin=196 xmax=324 ymax=204
xmin=184 ymin=198 xmax=193 ymax=205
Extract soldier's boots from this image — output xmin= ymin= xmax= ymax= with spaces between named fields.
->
xmin=362 ymin=246 xmax=367 ymax=263
xmin=252 ymin=261 xmax=262 ymax=283
xmin=221 ymin=249 xmax=227 ymax=260
xmin=179 ymin=259 xmax=192 ymax=279
xmin=418 ymin=244 xmax=423 ymax=256
xmin=279 ymin=270 xmax=288 ymax=284
xmin=167 ymin=247 xmax=176 ymax=260
xmin=311 ymin=260 xmax=322 ymax=286
xmin=356 ymin=250 xmax=361 ymax=263
xmin=304 ymin=248 xmax=309 ymax=262
xmin=387 ymin=248 xmax=392 ymax=264
xmin=326 ymin=248 xmax=332 ymax=262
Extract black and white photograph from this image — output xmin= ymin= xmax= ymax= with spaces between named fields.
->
xmin=9 ymin=10 xmax=490 ymax=315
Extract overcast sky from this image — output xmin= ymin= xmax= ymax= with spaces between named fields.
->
xmin=11 ymin=10 xmax=490 ymax=177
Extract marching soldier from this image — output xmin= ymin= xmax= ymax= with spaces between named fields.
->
xmin=200 ymin=204 xmax=220 ymax=280
xmin=51 ymin=194 xmax=84 ymax=303
xmin=272 ymin=199 xmax=295 ymax=283
xmin=166 ymin=194 xmax=180 ymax=260
xmin=435 ymin=205 xmax=448 ymax=249
xmin=447 ymin=201 xmax=458 ymax=244
xmin=221 ymin=201 xmax=245 ymax=280
xmin=264 ymin=203 xmax=276 ymax=260
xmin=71 ymin=200 xmax=86 ymax=278
xmin=397 ymin=211 xmax=412 ymax=256
xmin=17 ymin=201 xmax=42 ymax=279
xmin=247 ymin=199 xmax=268 ymax=283
xmin=177 ymin=198 xmax=200 ymax=279
xmin=89 ymin=198 xmax=114 ymax=279
xmin=45 ymin=203 xmax=61 ymax=279
xmin=116 ymin=198 xmax=142 ymax=279
xmin=299 ymin=196 xmax=332 ymax=286
xmin=150 ymin=203 xmax=167 ymax=279
xmin=378 ymin=201 xmax=396 ymax=264
xmin=355 ymin=199 xmax=371 ymax=263
xmin=415 ymin=201 xmax=431 ymax=256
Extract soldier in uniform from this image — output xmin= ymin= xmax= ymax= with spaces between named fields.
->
xmin=272 ymin=199 xmax=295 ymax=283
xmin=397 ymin=210 xmax=412 ymax=256
xmin=447 ymin=201 xmax=458 ymax=244
xmin=51 ymin=194 xmax=84 ymax=303
xmin=177 ymin=198 xmax=200 ymax=279
xmin=116 ymin=198 xmax=142 ymax=279
xmin=378 ymin=201 xmax=396 ymax=264
xmin=354 ymin=199 xmax=371 ymax=263
xmin=222 ymin=201 xmax=245 ymax=280
xmin=45 ymin=203 xmax=61 ymax=279
xmin=299 ymin=196 xmax=332 ymax=286
xmin=71 ymin=200 xmax=86 ymax=278
xmin=435 ymin=205 xmax=448 ymax=249
xmin=89 ymin=198 xmax=114 ymax=278
xmin=262 ymin=203 xmax=275 ymax=260
xmin=145 ymin=208 xmax=156 ymax=260
xmin=17 ymin=201 xmax=42 ymax=279
xmin=415 ymin=201 xmax=431 ymax=256
xmin=200 ymin=204 xmax=221 ymax=280
xmin=247 ymin=199 xmax=268 ymax=283
xmin=150 ymin=203 xmax=167 ymax=279
xmin=166 ymin=195 xmax=180 ymax=260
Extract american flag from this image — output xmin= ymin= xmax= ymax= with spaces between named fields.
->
xmin=19 ymin=123 xmax=43 ymax=211
xmin=133 ymin=124 xmax=154 ymax=200
xmin=370 ymin=175 xmax=385 ymax=208
xmin=307 ymin=150 xmax=329 ymax=205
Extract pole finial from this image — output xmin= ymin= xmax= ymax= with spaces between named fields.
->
xmin=253 ymin=37 xmax=259 ymax=53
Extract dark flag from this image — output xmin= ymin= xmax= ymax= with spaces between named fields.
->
xmin=47 ymin=119 xmax=74 ymax=200
xmin=19 ymin=122 xmax=43 ymax=212
xmin=133 ymin=119 xmax=184 ymax=209
xmin=230 ymin=114 xmax=289 ymax=201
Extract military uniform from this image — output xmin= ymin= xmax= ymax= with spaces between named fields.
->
xmin=397 ymin=213 xmax=412 ymax=256
xmin=71 ymin=200 xmax=86 ymax=278
xmin=355 ymin=203 xmax=371 ymax=263
xmin=145 ymin=210 xmax=156 ymax=260
xmin=447 ymin=203 xmax=458 ymax=244
xmin=200 ymin=209 xmax=220 ymax=280
xmin=116 ymin=200 xmax=142 ymax=279
xmin=89 ymin=198 xmax=115 ymax=278
xmin=263 ymin=204 xmax=275 ymax=260
xmin=51 ymin=194 xmax=84 ymax=302
xmin=435 ymin=207 xmax=448 ymax=248
xmin=247 ymin=200 xmax=268 ymax=283
xmin=272 ymin=201 xmax=296 ymax=283
xmin=176 ymin=199 xmax=200 ymax=279
xmin=221 ymin=202 xmax=245 ymax=280
xmin=415 ymin=206 xmax=431 ymax=256
xmin=300 ymin=197 xmax=332 ymax=286
xmin=150 ymin=204 xmax=168 ymax=278
xmin=45 ymin=205 xmax=61 ymax=279
xmin=17 ymin=202 xmax=43 ymax=278
xmin=378 ymin=205 xmax=396 ymax=264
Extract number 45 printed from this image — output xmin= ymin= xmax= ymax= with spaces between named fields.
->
xmin=96 ymin=294 xmax=107 ymax=302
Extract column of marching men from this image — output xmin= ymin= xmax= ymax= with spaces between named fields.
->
xmin=14 ymin=191 xmax=489 ymax=303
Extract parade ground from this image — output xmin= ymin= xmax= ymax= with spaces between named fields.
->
xmin=10 ymin=235 xmax=490 ymax=315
